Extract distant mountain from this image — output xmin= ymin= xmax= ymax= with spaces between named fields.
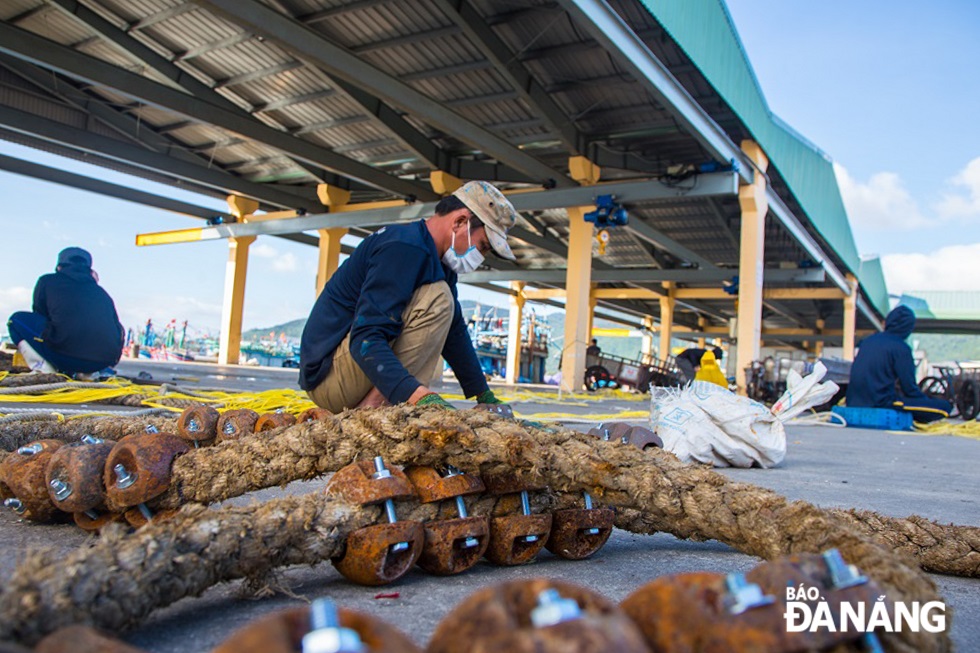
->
xmin=243 ymin=318 xmax=306 ymax=341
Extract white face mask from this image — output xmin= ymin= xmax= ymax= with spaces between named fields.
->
xmin=442 ymin=223 xmax=484 ymax=275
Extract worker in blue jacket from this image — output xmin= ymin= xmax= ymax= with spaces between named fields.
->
xmin=299 ymin=181 xmax=517 ymax=411
xmin=846 ymin=304 xmax=950 ymax=422
xmin=7 ymin=247 xmax=124 ymax=377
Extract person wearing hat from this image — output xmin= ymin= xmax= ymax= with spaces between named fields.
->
xmin=300 ymin=181 xmax=517 ymax=411
xmin=7 ymin=247 xmax=124 ymax=376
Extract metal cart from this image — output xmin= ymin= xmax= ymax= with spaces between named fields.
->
xmin=583 ymin=350 xmax=683 ymax=392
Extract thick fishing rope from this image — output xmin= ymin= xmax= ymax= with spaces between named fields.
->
xmin=0 ymin=406 xmax=956 ymax=652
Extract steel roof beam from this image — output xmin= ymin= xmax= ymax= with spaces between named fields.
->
xmin=626 ymin=219 xmax=718 ymax=270
xmin=432 ymin=0 xmax=582 ymax=154
xmin=0 ymin=105 xmax=322 ymax=212
xmin=174 ymin=33 xmax=254 ymax=62
xmin=0 ymin=151 xmax=327 ymax=249
xmin=463 ymin=268 xmax=826 ymax=284
xmin=196 ymin=0 xmax=575 ymax=188
xmin=558 ymin=0 xmax=752 ymax=182
xmin=167 ymin=173 xmax=738 ymax=239
xmin=0 ymin=22 xmax=432 ymax=199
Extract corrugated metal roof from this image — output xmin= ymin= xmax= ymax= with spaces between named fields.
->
xmin=900 ymin=292 xmax=980 ymax=320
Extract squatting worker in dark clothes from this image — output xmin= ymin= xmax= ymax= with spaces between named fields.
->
xmin=299 ymin=181 xmax=517 ymax=411
xmin=676 ymin=346 xmax=724 ymax=384
xmin=846 ymin=304 xmax=950 ymax=423
xmin=7 ymin=247 xmax=124 ymax=376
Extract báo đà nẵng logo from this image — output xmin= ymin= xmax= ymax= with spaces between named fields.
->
xmin=784 ymin=551 xmax=947 ymax=636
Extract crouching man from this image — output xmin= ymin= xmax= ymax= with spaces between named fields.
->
xmin=299 ymin=181 xmax=516 ymax=411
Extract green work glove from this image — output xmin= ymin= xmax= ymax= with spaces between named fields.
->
xmin=416 ymin=392 xmax=456 ymax=410
xmin=476 ymin=389 xmax=503 ymax=405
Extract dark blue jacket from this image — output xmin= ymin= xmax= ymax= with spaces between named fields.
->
xmin=846 ymin=305 xmax=924 ymax=408
xmin=33 ymin=264 xmax=123 ymax=365
xmin=299 ymin=221 xmax=488 ymax=403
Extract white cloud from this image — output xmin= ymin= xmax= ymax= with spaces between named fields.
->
xmin=0 ymin=286 xmax=32 ymax=323
xmin=271 ymin=252 xmax=298 ymax=273
xmin=117 ymin=295 xmax=223 ymax=334
xmin=882 ymin=243 xmax=980 ymax=294
xmin=834 ymin=162 xmax=929 ymax=230
xmin=936 ymin=156 xmax=980 ymax=218
xmin=251 ymin=243 xmax=278 ymax=259
xmin=250 ymin=243 xmax=298 ymax=272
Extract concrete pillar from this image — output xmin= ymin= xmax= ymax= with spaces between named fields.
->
xmin=587 ymin=291 xmax=597 ymax=342
xmin=659 ymin=282 xmax=675 ymax=360
xmin=814 ymin=318 xmax=826 ymax=358
xmin=641 ymin=316 xmax=654 ymax=361
xmin=218 ymin=235 xmax=256 ymax=365
xmin=506 ymin=281 xmax=526 ymax=385
xmin=316 ymin=184 xmax=350 ymax=296
xmin=560 ymin=207 xmax=594 ymax=393
xmin=218 ymin=195 xmax=259 ymax=365
xmin=842 ymin=274 xmax=858 ymax=360
xmin=735 ymin=140 xmax=770 ymax=394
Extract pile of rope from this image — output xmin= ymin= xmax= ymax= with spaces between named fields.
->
xmin=0 ymin=406 xmax=972 ymax=652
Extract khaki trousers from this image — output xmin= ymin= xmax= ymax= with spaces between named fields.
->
xmin=308 ymin=282 xmax=453 ymax=412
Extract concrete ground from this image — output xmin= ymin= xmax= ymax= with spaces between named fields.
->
xmin=0 ymin=358 xmax=977 ymax=651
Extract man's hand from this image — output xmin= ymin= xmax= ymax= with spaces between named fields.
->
xmin=476 ymin=389 xmax=503 ymax=405
xmin=415 ymin=392 xmax=456 ymax=410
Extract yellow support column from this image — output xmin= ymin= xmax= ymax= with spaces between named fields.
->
xmin=430 ymin=171 xmax=463 ymax=195
xmin=561 ymin=208 xmax=595 ymax=393
xmin=659 ymin=282 xmax=675 ymax=359
xmin=842 ymin=274 xmax=858 ymax=360
xmin=506 ymin=281 xmax=526 ymax=385
xmin=697 ymin=316 xmax=707 ymax=348
xmin=316 ymin=184 xmax=350 ymax=296
xmin=735 ymin=140 xmax=769 ymax=394
xmin=587 ymin=290 xmax=597 ymax=342
xmin=814 ymin=318 xmax=826 ymax=358
xmin=561 ymin=157 xmax=600 ymax=393
xmin=218 ymin=194 xmax=259 ymax=366
xmin=641 ymin=316 xmax=654 ymax=360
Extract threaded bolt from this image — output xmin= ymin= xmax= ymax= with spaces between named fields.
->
xmin=114 ymin=463 xmax=136 ymax=489
xmin=16 ymin=443 xmax=43 ymax=456
xmin=371 ymin=457 xmax=408 ymax=553
xmin=582 ymin=492 xmax=600 ymax=535
xmin=303 ymin=598 xmax=364 ymax=653
xmin=50 ymin=478 xmax=73 ymax=501
xmin=80 ymin=435 xmax=104 ymax=445
xmin=531 ymin=589 xmax=582 ymax=627
xmin=4 ymin=498 xmax=25 ymax=514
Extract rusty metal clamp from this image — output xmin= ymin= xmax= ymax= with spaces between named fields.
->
xmin=216 ymin=409 xmax=260 ymax=442
xmin=404 ymin=465 xmax=489 ymax=576
xmin=177 ymin=404 xmax=220 ymax=447
xmin=545 ymin=490 xmax=614 ymax=560
xmin=103 ymin=430 xmax=190 ymax=518
xmin=298 ymin=407 xmax=333 ymax=423
xmin=255 ymin=410 xmax=298 ymax=432
xmin=0 ymin=439 xmax=65 ymax=522
xmin=326 ymin=457 xmax=423 ymax=586
xmin=482 ymin=471 xmax=552 ymax=566
xmin=45 ymin=435 xmax=115 ymax=524
xmin=212 ymin=597 xmax=421 ymax=653
xmin=427 ymin=578 xmax=649 ymax=653
xmin=587 ymin=422 xmax=632 ymax=443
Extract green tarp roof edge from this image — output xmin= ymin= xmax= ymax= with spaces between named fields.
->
xmin=637 ymin=0 xmax=890 ymax=317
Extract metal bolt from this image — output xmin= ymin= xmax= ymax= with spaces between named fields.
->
xmin=724 ymin=573 xmax=774 ymax=614
xmin=146 ymin=425 xmax=159 ymax=434
xmin=223 ymin=420 xmax=237 ymax=435
xmin=519 ymin=491 xmax=538 ymax=543
xmin=823 ymin=548 xmax=868 ymax=589
xmin=114 ymin=463 xmax=137 ymax=489
xmin=4 ymin=498 xmax=25 ymax=515
xmin=372 ymin=457 xmax=408 ymax=553
xmin=187 ymin=417 xmax=201 ymax=433
xmin=302 ymin=597 xmax=364 ymax=653
xmin=530 ymin=588 xmax=582 ymax=627
xmin=50 ymin=478 xmax=73 ymax=501
xmin=80 ymin=435 xmax=104 ymax=445
xmin=84 ymin=509 xmax=99 ymax=520
xmin=16 ymin=443 xmax=43 ymax=456
xmin=137 ymin=503 xmax=153 ymax=522
xmin=582 ymin=492 xmax=600 ymax=535
xmin=444 ymin=466 xmax=479 ymax=549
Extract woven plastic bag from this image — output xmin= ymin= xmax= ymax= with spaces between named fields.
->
xmin=653 ymin=381 xmax=786 ymax=468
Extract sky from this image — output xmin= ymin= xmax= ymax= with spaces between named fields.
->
xmin=2 ymin=1 xmax=979 ymax=337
